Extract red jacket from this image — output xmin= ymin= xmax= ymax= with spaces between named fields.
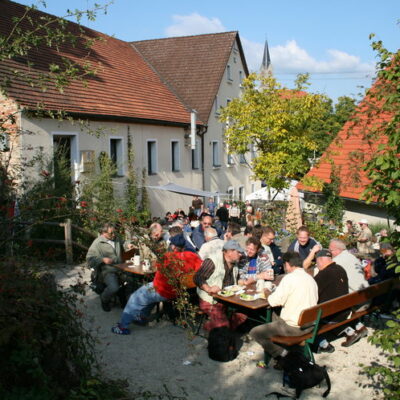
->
xmin=153 ymin=250 xmax=202 ymax=299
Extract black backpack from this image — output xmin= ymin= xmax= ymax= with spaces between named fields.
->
xmin=268 ymin=351 xmax=331 ymax=399
xmin=207 ymin=327 xmax=239 ymax=362
xmin=90 ymin=268 xmax=106 ymax=295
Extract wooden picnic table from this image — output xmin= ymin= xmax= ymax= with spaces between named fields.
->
xmin=213 ymin=287 xmax=269 ymax=310
xmin=113 ymin=261 xmax=155 ymax=276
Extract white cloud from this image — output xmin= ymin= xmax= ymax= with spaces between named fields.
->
xmin=165 ymin=13 xmax=374 ymax=77
xmin=243 ymin=39 xmax=374 ymax=75
xmin=165 ymin=13 xmax=226 ymax=37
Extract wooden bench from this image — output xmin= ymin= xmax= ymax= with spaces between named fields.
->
xmin=269 ymin=278 xmax=397 ymax=361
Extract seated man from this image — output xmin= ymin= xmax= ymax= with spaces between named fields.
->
xmin=192 ymin=215 xmax=213 ymax=250
xmin=238 ymin=237 xmax=273 ymax=285
xmin=112 ymin=234 xmax=202 ymax=335
xmin=329 ymin=239 xmax=369 ymax=346
xmin=169 ymin=224 xmax=196 ymax=253
xmin=199 ymin=227 xmax=224 ymax=260
xmin=288 ymin=226 xmax=321 ymax=270
xmin=260 ymin=226 xmax=284 ymax=275
xmin=250 ymin=252 xmax=318 ymax=365
xmin=86 ymin=222 xmax=127 ymax=312
xmin=194 ymin=240 xmax=247 ymax=331
xmin=370 ymin=242 xmax=400 ymax=284
xmin=313 ymin=249 xmax=349 ymax=353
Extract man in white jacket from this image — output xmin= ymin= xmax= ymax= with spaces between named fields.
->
xmin=198 ymin=227 xmax=224 ymax=260
xmin=329 ymin=239 xmax=369 ymax=346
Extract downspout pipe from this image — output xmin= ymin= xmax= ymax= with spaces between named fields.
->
xmin=197 ymin=125 xmax=208 ymax=192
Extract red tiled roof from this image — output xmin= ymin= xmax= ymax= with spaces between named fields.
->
xmin=132 ymin=32 xmax=249 ymax=123
xmin=298 ymin=97 xmax=391 ymax=201
xmin=0 ymin=1 xmax=191 ymax=125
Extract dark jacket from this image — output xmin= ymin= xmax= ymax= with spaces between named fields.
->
xmin=270 ymin=242 xmax=284 ymax=275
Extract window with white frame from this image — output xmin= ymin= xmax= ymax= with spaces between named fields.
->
xmin=239 ymin=71 xmax=243 ymax=85
xmin=192 ymin=139 xmax=200 ymax=170
xmin=227 ymin=153 xmax=234 ymax=165
xmin=239 ymin=153 xmax=246 ymax=164
xmin=238 ymin=186 xmax=245 ymax=201
xmin=212 ymin=141 xmax=221 ymax=167
xmin=250 ymin=143 xmax=257 ymax=160
xmin=227 ymin=186 xmax=234 ymax=201
xmin=227 ymin=65 xmax=232 ymax=81
xmin=214 ymin=95 xmax=219 ymax=115
xmin=171 ymin=140 xmax=180 ymax=172
xmin=110 ymin=138 xmax=123 ymax=176
xmin=147 ymin=140 xmax=157 ymax=175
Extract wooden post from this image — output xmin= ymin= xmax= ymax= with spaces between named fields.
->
xmin=64 ymin=219 xmax=73 ymax=264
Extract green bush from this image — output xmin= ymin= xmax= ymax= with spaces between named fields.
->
xmin=0 ymin=259 xmax=129 ymax=399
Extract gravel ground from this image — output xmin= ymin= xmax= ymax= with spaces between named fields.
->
xmin=55 ymin=264 xmax=385 ymax=400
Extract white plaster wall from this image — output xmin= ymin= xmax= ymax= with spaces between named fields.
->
xmin=302 ymin=196 xmax=396 ymax=229
xmin=203 ymin=39 xmax=261 ymax=201
xmin=20 ymin=115 xmax=202 ymax=217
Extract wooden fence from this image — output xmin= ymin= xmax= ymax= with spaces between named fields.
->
xmin=7 ymin=219 xmax=97 ymax=264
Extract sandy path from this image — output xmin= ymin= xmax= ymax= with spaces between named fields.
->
xmin=55 ymin=264 xmax=384 ymax=400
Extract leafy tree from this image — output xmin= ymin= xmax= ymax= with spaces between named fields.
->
xmin=311 ymin=95 xmax=357 ymax=156
xmin=355 ymin=36 xmax=400 ymax=400
xmin=358 ymin=37 xmax=400 ymax=260
xmin=220 ymin=73 xmax=330 ymax=191
xmin=322 ymin=165 xmax=344 ymax=225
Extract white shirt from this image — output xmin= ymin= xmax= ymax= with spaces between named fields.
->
xmin=268 ymin=268 xmax=318 ymax=327
xmin=333 ymin=250 xmax=368 ymax=292
xmin=198 ymin=238 xmax=225 ymax=260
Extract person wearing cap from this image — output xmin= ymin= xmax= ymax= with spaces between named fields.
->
xmin=111 ymin=234 xmax=202 ymax=335
xmin=313 ymin=249 xmax=349 ymax=353
xmin=250 ymin=251 xmax=318 ymax=366
xmin=356 ymin=219 xmax=374 ymax=255
xmin=194 ymin=239 xmax=247 ymax=331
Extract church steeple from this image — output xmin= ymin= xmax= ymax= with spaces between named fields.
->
xmin=260 ymin=40 xmax=273 ymax=76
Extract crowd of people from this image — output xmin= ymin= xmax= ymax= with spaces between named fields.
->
xmin=86 ymin=200 xmax=399 ymax=366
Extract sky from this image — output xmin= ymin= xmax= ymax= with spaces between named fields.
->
xmin=16 ymin=0 xmax=400 ymax=102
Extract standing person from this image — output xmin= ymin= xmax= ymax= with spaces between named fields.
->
xmin=229 ymin=202 xmax=241 ymax=224
xmin=216 ymin=202 xmax=229 ymax=231
xmin=206 ymin=197 xmax=217 ymax=217
xmin=194 ymin=240 xmax=247 ymax=331
xmin=86 ymin=222 xmax=127 ymax=312
xmin=112 ymin=234 xmax=202 ymax=335
xmin=356 ymin=219 xmax=374 ymax=256
xmin=287 ymin=226 xmax=321 ymax=270
xmin=192 ymin=196 xmax=203 ymax=218
xmin=250 ymin=252 xmax=318 ymax=365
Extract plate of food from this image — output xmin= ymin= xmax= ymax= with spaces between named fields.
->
xmin=224 ymin=285 xmax=244 ymax=292
xmin=239 ymin=293 xmax=256 ymax=302
xmin=218 ymin=290 xmax=235 ymax=297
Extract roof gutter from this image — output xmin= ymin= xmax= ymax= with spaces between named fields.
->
xmin=299 ymin=189 xmax=379 ymax=206
xmin=24 ymin=108 xmax=198 ymax=129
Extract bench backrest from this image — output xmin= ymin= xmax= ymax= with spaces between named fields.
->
xmin=298 ymin=278 xmax=396 ymax=326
